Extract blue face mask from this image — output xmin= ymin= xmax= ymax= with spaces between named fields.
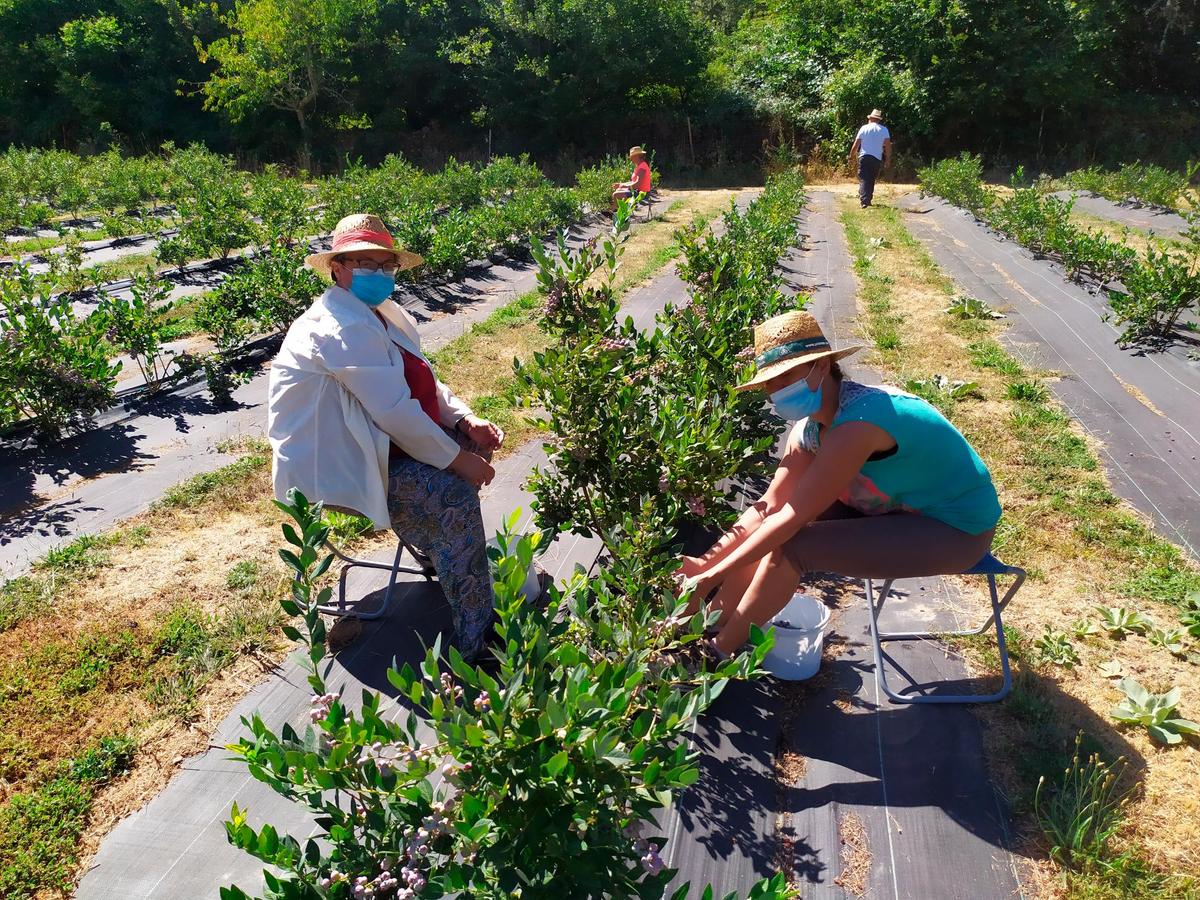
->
xmin=770 ymin=371 xmax=824 ymax=420
xmin=348 ymin=270 xmax=396 ymax=306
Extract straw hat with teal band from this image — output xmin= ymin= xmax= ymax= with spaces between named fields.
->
xmin=736 ymin=310 xmax=862 ymax=391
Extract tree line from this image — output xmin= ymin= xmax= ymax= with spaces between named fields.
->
xmin=0 ymin=0 xmax=1196 ymax=174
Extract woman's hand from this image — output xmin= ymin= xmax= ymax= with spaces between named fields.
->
xmin=460 ymin=415 xmax=504 ymax=451
xmin=449 ymin=449 xmax=495 ymax=489
xmin=673 ymin=556 xmax=721 ymax=599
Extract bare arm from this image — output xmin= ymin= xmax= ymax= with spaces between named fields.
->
xmin=691 ymin=422 xmax=891 ymax=591
xmin=681 ymin=430 xmax=817 ymax=575
xmin=849 ymin=137 xmax=861 ymax=165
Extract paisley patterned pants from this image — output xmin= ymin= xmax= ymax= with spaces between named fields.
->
xmin=386 ymin=430 xmax=494 ymax=660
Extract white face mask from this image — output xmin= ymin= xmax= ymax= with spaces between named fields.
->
xmin=769 ymin=369 xmax=825 ymax=420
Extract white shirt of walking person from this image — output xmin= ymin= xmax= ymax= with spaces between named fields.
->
xmin=851 ymin=111 xmax=892 ymax=165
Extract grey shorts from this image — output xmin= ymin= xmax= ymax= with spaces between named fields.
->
xmin=782 ymin=502 xmax=995 ymax=580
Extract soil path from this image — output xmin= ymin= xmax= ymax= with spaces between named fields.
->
xmin=1048 ymin=191 xmax=1191 ymax=239
xmin=71 ymin=193 xmax=763 ymax=897
xmin=902 ymin=194 xmax=1200 ymax=560
xmin=659 ymin=191 xmax=1022 ymax=899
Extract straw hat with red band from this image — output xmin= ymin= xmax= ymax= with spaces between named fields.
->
xmin=736 ymin=310 xmax=862 ymax=391
xmin=305 ymin=213 xmax=424 ymax=278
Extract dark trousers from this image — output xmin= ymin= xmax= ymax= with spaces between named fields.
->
xmin=857 ymin=154 xmax=883 ymax=207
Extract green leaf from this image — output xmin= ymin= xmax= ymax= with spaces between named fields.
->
xmin=544 ymin=751 xmax=570 ymax=778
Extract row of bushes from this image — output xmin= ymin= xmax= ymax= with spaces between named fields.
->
xmin=218 ymin=179 xmax=809 ymax=898
xmin=520 ymin=172 xmax=808 ymax=545
xmin=1063 ymin=161 xmax=1198 ymax=212
xmin=2 ymin=145 xmax=642 ymax=254
xmin=0 ymin=144 xmax=248 ymax=235
xmin=919 ymin=154 xmax=1200 ymax=345
xmin=0 ymin=150 xmax=629 ymax=439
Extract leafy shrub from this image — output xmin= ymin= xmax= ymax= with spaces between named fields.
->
xmin=1064 ymin=162 xmax=1198 ymax=211
xmin=1108 ymin=243 xmax=1200 ymax=343
xmin=248 ymin=166 xmax=314 ymax=249
xmin=918 ymin=153 xmax=992 ymax=216
xmin=923 ymin=155 xmax=1194 ymax=350
xmin=1110 ymin=678 xmax=1200 ymax=745
xmin=0 ymin=264 xmax=119 ymax=438
xmin=97 ymin=271 xmax=177 ymax=391
xmin=220 ymin=491 xmax=788 ymax=900
xmin=158 ymin=152 xmax=252 ymax=265
xmin=520 ymin=173 xmax=806 ymax=545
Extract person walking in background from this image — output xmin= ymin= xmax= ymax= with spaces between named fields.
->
xmin=850 ymin=110 xmax=891 ymax=208
xmin=611 ymin=145 xmax=653 ymax=205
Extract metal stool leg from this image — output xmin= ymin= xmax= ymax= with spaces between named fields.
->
xmin=866 ymin=566 xmax=1023 ymax=704
xmin=314 ymin=537 xmax=436 ymax=620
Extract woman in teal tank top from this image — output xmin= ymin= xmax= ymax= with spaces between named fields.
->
xmin=679 ymin=311 xmax=1001 ymax=657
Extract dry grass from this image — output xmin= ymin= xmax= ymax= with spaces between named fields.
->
xmin=592 ymin=189 xmax=739 ymax=293
xmin=833 ymin=811 xmax=872 ymax=896
xmin=838 ymin=195 xmax=1200 ymax=886
xmin=807 ymin=179 xmax=920 ymax=202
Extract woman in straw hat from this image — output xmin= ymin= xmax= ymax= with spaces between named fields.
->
xmin=268 ymin=214 xmax=504 ymax=661
xmin=678 ymin=310 xmax=1001 ymax=658
xmin=611 ymin=146 xmax=653 ymax=205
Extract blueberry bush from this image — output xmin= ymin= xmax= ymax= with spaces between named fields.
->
xmin=920 ymin=156 xmax=1200 ymax=346
xmin=519 ymin=172 xmax=807 ymax=551
xmin=219 ymin=491 xmax=791 ymax=899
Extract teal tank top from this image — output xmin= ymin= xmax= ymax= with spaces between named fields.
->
xmin=799 ymin=382 xmax=1001 ymax=535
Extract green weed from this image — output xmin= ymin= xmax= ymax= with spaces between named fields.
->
xmin=0 ymin=736 xmax=134 ymax=899
xmin=36 ymin=532 xmax=119 ymax=576
xmin=226 ymin=560 xmax=261 ymax=593
xmin=1034 ymin=733 xmax=1129 ymax=870
xmin=155 ymin=453 xmax=268 ymax=508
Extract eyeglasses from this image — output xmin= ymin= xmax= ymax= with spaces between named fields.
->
xmin=337 ymin=258 xmax=399 ymax=274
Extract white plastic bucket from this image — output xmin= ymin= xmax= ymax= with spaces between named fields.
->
xmin=762 ymin=593 xmax=831 ymax=680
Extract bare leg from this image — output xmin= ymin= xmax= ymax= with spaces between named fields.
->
xmin=703 ymin=556 xmax=765 ymax=627
xmin=713 ymin=548 xmax=801 ymax=655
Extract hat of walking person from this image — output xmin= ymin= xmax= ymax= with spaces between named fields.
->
xmin=628 ymin=145 xmax=647 ymax=159
xmin=736 ymin=310 xmax=862 ymax=391
xmin=868 ymin=109 xmax=884 ymax=121
xmin=305 ymin=214 xmax=424 ymax=278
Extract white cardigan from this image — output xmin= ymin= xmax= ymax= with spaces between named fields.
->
xmin=267 ymin=286 xmax=472 ymax=529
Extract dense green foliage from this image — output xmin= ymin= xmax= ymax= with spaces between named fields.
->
xmin=0 ymin=1 xmax=1196 ymax=168
xmin=222 ymin=492 xmax=792 ymax=898
xmin=1064 ymin=161 xmax=1200 ymax=212
xmin=519 ymin=173 xmax=807 ymax=546
xmin=0 ymin=736 xmax=135 ymax=898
